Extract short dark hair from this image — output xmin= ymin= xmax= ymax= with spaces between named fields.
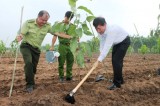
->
xmin=93 ymin=17 xmax=106 ymax=28
xmin=65 ymin=11 xmax=74 ymax=20
xmin=38 ymin=10 xmax=50 ymax=17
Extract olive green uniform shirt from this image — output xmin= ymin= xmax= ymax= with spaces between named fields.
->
xmin=57 ymin=22 xmax=75 ymax=44
xmin=21 ymin=19 xmax=53 ymax=49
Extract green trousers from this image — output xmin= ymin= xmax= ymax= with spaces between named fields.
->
xmin=20 ymin=43 xmax=40 ymax=87
xmin=58 ymin=44 xmax=74 ymax=79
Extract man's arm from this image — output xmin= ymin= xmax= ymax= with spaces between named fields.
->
xmin=98 ymin=36 xmax=114 ymax=62
xmin=50 ymin=35 xmax=57 ymax=51
xmin=16 ymin=21 xmax=28 ymax=42
xmin=54 ymin=32 xmax=72 ymax=39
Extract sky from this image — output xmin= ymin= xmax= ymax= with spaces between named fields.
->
xmin=0 ymin=0 xmax=159 ymax=47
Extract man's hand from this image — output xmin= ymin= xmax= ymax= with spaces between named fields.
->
xmin=69 ymin=36 xmax=73 ymax=40
xmin=16 ymin=34 xmax=23 ymax=42
xmin=93 ymin=60 xmax=99 ymax=68
xmin=49 ymin=46 xmax=54 ymax=51
xmin=77 ymin=37 xmax=80 ymax=42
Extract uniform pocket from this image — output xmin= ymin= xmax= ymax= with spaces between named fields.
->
xmin=28 ymin=29 xmax=36 ymax=34
xmin=40 ymin=31 xmax=47 ymax=36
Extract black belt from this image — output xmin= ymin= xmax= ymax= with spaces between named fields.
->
xmin=60 ymin=42 xmax=70 ymax=46
xmin=23 ymin=42 xmax=39 ymax=49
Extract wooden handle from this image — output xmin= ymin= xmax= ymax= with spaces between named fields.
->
xmin=9 ymin=6 xmax=24 ymax=98
xmin=71 ymin=65 xmax=97 ymax=95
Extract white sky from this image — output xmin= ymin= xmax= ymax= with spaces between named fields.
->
xmin=0 ymin=0 xmax=159 ymax=47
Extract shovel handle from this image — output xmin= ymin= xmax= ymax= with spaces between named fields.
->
xmin=71 ymin=65 xmax=97 ymax=95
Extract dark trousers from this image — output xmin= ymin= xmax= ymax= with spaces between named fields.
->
xmin=58 ymin=44 xmax=74 ymax=79
xmin=20 ymin=43 xmax=40 ymax=87
xmin=112 ymin=36 xmax=130 ymax=87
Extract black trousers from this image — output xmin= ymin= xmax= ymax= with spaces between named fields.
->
xmin=20 ymin=43 xmax=40 ymax=87
xmin=112 ymin=36 xmax=130 ymax=87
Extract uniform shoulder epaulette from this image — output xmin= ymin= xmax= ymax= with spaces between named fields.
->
xmin=46 ymin=22 xmax=51 ymax=26
xmin=59 ymin=21 xmax=63 ymax=24
xmin=69 ymin=23 xmax=76 ymax=27
xmin=27 ymin=19 xmax=35 ymax=23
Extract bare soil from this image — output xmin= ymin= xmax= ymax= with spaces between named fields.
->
xmin=0 ymin=53 xmax=160 ymax=106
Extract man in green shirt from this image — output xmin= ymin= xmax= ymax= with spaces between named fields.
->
xmin=16 ymin=10 xmax=72 ymax=93
xmin=50 ymin=11 xmax=75 ymax=82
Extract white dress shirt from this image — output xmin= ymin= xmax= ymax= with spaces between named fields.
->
xmin=98 ymin=25 xmax=129 ymax=62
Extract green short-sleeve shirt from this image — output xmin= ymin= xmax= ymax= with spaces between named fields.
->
xmin=21 ymin=19 xmax=53 ymax=49
xmin=51 ymin=22 xmax=76 ymax=44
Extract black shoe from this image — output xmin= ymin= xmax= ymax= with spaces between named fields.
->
xmin=26 ymin=86 xmax=34 ymax=93
xmin=107 ymin=84 xmax=120 ymax=90
xmin=157 ymin=68 xmax=160 ymax=75
xmin=108 ymin=80 xmax=124 ymax=84
xmin=120 ymin=80 xmax=124 ymax=84
xmin=33 ymin=84 xmax=37 ymax=89
xmin=66 ymin=77 xmax=72 ymax=81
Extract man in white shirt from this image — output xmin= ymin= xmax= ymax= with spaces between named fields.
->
xmin=93 ymin=17 xmax=130 ymax=90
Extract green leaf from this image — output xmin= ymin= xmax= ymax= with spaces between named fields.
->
xmin=77 ymin=6 xmax=94 ymax=15
xmin=52 ymin=22 xmax=66 ymax=33
xmin=75 ymin=28 xmax=82 ymax=37
xmin=84 ymin=30 xmax=93 ymax=35
xmin=86 ymin=16 xmax=95 ymax=22
xmin=70 ymin=38 xmax=78 ymax=53
xmin=82 ymin=23 xmax=93 ymax=35
xmin=76 ymin=50 xmax=85 ymax=68
xmin=79 ymin=42 xmax=86 ymax=53
xmin=68 ymin=0 xmax=77 ymax=7
xmin=67 ymin=24 xmax=77 ymax=37
xmin=84 ymin=42 xmax=92 ymax=57
xmin=75 ymin=14 xmax=80 ymax=19
xmin=82 ymin=23 xmax=89 ymax=31
xmin=74 ymin=19 xmax=80 ymax=25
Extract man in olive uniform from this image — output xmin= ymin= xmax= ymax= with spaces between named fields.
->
xmin=50 ymin=11 xmax=74 ymax=82
xmin=16 ymin=10 xmax=72 ymax=93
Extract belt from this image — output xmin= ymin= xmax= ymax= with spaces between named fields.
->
xmin=60 ymin=42 xmax=70 ymax=46
xmin=23 ymin=42 xmax=39 ymax=49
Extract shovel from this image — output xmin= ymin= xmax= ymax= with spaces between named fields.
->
xmin=65 ymin=63 xmax=97 ymax=104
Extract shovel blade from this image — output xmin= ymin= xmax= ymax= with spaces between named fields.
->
xmin=64 ymin=94 xmax=75 ymax=104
